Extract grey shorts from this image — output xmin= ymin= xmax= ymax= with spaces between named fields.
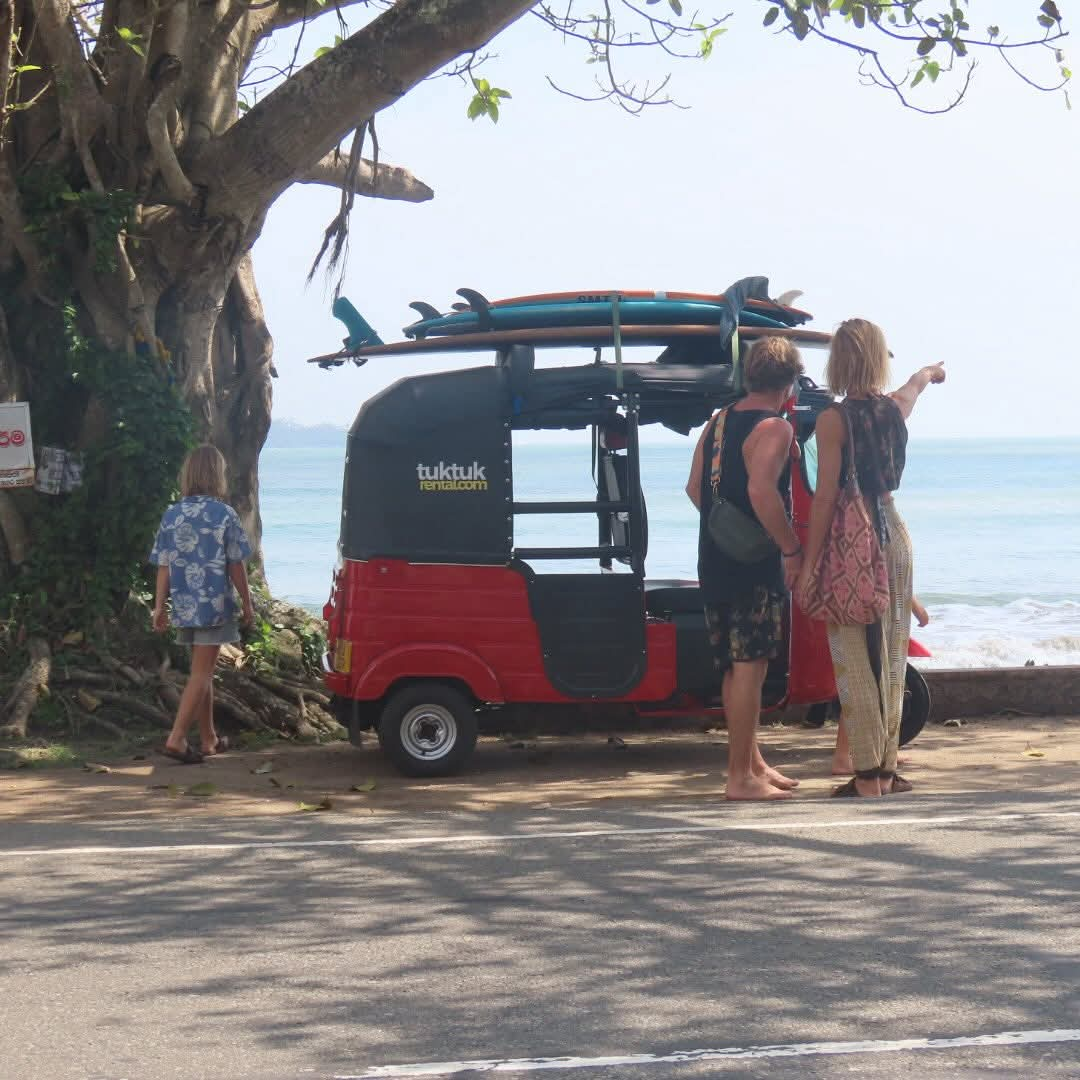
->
xmin=176 ymin=620 xmax=240 ymax=646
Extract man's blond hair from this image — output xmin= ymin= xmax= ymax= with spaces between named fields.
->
xmin=744 ymin=335 xmax=804 ymax=393
xmin=180 ymin=444 xmax=228 ymax=499
xmin=825 ymin=318 xmax=890 ymax=397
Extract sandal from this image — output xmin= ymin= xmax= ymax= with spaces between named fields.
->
xmin=204 ymin=736 xmax=230 ymax=756
xmin=881 ymin=771 xmax=913 ymax=794
xmin=160 ymin=743 xmax=204 ymax=765
xmin=831 ymin=777 xmax=864 ymax=798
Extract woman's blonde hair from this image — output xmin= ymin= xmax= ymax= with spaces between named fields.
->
xmin=743 ymin=336 xmax=804 ymax=393
xmin=825 ymin=318 xmax=890 ymax=397
xmin=180 ymin=444 xmax=228 ymax=499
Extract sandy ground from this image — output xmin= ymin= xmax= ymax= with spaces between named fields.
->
xmin=1 ymin=715 xmax=1078 ymax=824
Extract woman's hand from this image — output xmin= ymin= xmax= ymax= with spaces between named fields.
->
xmin=782 ymin=551 xmax=803 ymax=592
xmin=793 ymin=566 xmax=813 ymax=609
xmin=924 ymin=362 xmax=946 ymax=385
xmin=912 ymin=597 xmax=930 ymax=627
xmin=152 ymin=606 xmax=168 ymax=634
xmin=241 ymin=599 xmax=255 ymax=627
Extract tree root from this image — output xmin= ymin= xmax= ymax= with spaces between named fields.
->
xmin=1 ymin=638 xmax=52 ymax=739
xmin=92 ymin=691 xmax=170 ymax=727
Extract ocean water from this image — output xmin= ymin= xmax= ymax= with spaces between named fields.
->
xmin=260 ymin=437 xmax=1080 ymax=670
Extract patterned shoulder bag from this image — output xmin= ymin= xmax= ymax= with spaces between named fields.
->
xmin=800 ymin=404 xmax=889 ymax=625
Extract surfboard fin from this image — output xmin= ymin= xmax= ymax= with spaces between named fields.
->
xmin=775 ymin=289 xmax=804 ymax=308
xmin=408 ymin=301 xmax=442 ymax=321
xmin=332 ymin=297 xmax=383 ymax=350
xmin=456 ymin=288 xmax=493 ymax=330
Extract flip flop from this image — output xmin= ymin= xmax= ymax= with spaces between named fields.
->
xmin=202 ymin=736 xmax=230 ymax=756
xmin=831 ymin=777 xmax=879 ymax=798
xmin=160 ymin=744 xmax=204 ymax=765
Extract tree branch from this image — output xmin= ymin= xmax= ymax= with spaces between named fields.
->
xmin=256 ymin=0 xmax=379 ymax=38
xmin=146 ymin=55 xmax=197 ymax=203
xmin=192 ymin=0 xmax=533 ymax=215
xmin=296 ymin=150 xmax=433 ymax=203
xmin=32 ymin=0 xmax=108 ymax=135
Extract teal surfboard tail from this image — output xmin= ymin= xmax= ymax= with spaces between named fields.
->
xmin=333 ymin=297 xmax=383 ymax=349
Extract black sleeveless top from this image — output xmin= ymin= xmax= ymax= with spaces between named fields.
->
xmin=836 ymin=396 xmax=908 ymax=494
xmin=697 ymin=408 xmax=789 ymax=604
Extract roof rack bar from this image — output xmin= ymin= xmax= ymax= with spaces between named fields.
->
xmin=512 ymin=500 xmax=631 ymax=515
xmin=514 ymin=545 xmax=632 ymax=560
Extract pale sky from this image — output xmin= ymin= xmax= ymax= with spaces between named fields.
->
xmin=253 ymin=5 xmax=1079 ymax=441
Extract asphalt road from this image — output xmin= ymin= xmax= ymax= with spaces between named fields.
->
xmin=2 ymin=790 xmax=1079 ymax=1080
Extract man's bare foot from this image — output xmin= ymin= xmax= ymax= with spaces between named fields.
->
xmin=831 ymin=753 xmax=853 ymax=777
xmin=755 ymin=763 xmax=799 ymax=790
xmin=726 ymin=775 xmax=795 ymax=801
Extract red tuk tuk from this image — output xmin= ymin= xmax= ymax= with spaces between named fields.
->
xmin=311 ymin=279 xmax=931 ymax=775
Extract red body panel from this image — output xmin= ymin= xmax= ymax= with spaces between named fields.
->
xmin=323 ymin=407 xmax=928 ymax=713
xmin=328 ymin=558 xmax=677 ymax=705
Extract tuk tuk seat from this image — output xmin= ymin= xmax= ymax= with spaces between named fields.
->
xmin=644 ymin=579 xmax=704 ymax=618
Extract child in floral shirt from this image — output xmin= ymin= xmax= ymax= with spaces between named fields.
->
xmin=151 ymin=445 xmax=254 ymax=764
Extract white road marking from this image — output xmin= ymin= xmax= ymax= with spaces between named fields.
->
xmin=1 ymin=808 xmax=1078 ymax=860
xmin=335 ymin=1028 xmax=1080 ymax=1078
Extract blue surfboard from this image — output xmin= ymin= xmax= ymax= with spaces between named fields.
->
xmin=403 ymin=299 xmax=789 ymax=340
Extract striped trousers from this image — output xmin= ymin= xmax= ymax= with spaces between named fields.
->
xmin=827 ymin=501 xmax=913 ymax=777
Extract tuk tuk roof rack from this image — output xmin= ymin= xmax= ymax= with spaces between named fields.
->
xmin=305 ymin=323 xmax=832 ymax=369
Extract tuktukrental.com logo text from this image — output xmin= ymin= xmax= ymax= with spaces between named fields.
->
xmin=416 ymin=461 xmax=489 ymax=491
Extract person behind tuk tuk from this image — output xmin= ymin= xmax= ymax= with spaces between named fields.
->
xmin=795 ymin=319 xmax=945 ymax=798
xmin=686 ymin=336 xmax=806 ymax=801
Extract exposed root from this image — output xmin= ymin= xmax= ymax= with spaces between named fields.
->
xmin=1 ymin=638 xmax=52 ymax=739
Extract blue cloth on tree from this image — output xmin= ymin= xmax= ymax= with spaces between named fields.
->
xmin=150 ymin=497 xmax=252 ymax=629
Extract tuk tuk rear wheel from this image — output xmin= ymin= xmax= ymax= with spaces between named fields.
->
xmin=899 ymin=663 xmax=931 ymax=747
xmin=378 ymin=684 xmax=479 ymax=777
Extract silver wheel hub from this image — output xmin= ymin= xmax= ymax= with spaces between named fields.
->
xmin=401 ymin=704 xmax=458 ymax=760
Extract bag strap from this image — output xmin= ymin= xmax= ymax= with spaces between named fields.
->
xmin=708 ymin=408 xmax=730 ymax=496
xmin=838 ymin=402 xmax=863 ymax=496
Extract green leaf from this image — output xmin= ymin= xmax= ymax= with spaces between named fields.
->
xmin=350 ymin=778 xmax=377 ymax=793
xmin=911 ymin=68 xmax=925 ymax=88
xmin=186 ymin=782 xmax=217 ymax=797
xmin=763 ymin=6 xmax=780 ymax=27
xmin=467 ymin=95 xmax=486 ymax=121
xmin=1041 ymin=0 xmax=1061 ymax=22
xmin=13 ymin=64 xmax=41 ymax=73
xmin=916 ymin=36 xmax=936 ymax=56
xmin=668 ymin=0 xmax=683 ymax=15
xmin=298 ymin=799 xmax=333 ymax=812
xmin=852 ymin=5 xmax=865 ymax=29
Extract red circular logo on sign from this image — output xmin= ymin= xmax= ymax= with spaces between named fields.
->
xmin=10 ymin=430 xmax=24 ymax=446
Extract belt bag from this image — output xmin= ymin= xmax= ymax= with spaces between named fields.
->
xmin=706 ymin=409 xmax=778 ymax=564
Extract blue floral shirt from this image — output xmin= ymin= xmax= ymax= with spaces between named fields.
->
xmin=150 ymin=497 xmax=252 ymax=629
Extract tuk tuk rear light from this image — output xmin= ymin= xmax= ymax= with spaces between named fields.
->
xmin=332 ymin=638 xmax=353 ymax=674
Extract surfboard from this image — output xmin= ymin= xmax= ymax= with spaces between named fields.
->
xmin=486 ymin=290 xmax=811 ymax=324
xmin=403 ymin=299 xmax=792 ymax=340
xmin=308 ymin=323 xmax=832 ymax=366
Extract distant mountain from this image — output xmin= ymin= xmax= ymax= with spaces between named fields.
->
xmin=265 ymin=420 xmax=347 ymax=449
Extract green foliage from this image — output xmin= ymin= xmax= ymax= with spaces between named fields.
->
xmin=19 ymin=167 xmax=136 ymax=276
xmin=467 ymin=78 xmax=512 ymax=124
xmin=3 ymin=309 xmax=195 ymax=636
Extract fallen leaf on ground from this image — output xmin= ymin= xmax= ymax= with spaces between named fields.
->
xmin=350 ymin=779 xmax=377 ymax=793
xmin=1022 ymin=746 xmax=1046 ymax=759
xmin=75 ymin=689 xmax=101 ymax=712
xmin=943 ymin=718 xmax=964 ymax=728
xmin=185 ymin=781 xmax=217 ymax=797
xmin=61 ymin=631 xmax=84 ymax=646
xmin=83 ymin=762 xmax=111 ymax=774
xmin=268 ymin=777 xmax=295 ymax=789
xmin=298 ymin=799 xmax=333 ymax=812
xmin=251 ymin=761 xmax=274 ymax=775
xmin=607 ymin=736 xmax=627 ymax=749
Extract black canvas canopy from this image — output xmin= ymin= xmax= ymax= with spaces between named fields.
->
xmin=340 ymin=354 xmax=739 ymax=564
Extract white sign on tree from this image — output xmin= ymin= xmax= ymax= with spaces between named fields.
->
xmin=0 ymin=403 xmax=35 ymax=489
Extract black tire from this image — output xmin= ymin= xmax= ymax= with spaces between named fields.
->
xmin=899 ymin=663 xmax=931 ymax=747
xmin=377 ymin=684 xmax=479 ymax=777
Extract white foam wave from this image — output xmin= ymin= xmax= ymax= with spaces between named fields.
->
xmin=915 ymin=599 xmax=1080 ymax=669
